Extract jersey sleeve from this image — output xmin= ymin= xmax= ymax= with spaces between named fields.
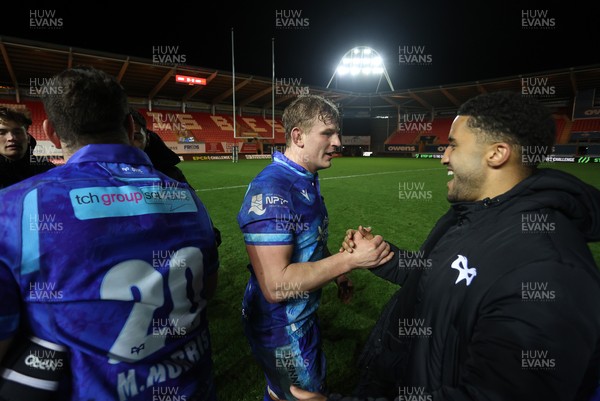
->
xmin=0 ymin=192 xmax=23 ymax=340
xmin=202 ymin=242 xmax=219 ymax=277
xmin=0 ymin=265 xmax=20 ymax=340
xmin=237 ymin=180 xmax=296 ymax=246
xmin=192 ymin=195 xmax=220 ymax=277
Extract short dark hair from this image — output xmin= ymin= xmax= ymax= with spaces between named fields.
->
xmin=129 ymin=108 xmax=147 ymax=129
xmin=0 ymin=106 xmax=32 ymax=127
xmin=40 ymin=65 xmax=130 ymax=148
xmin=458 ymin=91 xmax=556 ymax=169
xmin=282 ymin=95 xmax=340 ymax=146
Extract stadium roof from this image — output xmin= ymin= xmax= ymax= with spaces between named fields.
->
xmin=1 ymin=35 xmax=599 ymax=118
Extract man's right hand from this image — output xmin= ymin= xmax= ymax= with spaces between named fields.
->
xmin=339 ymin=225 xmax=373 ymax=253
xmin=347 ymin=232 xmax=393 ymax=269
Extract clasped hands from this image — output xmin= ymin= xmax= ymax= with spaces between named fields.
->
xmin=339 ymin=225 xmax=373 ymax=253
xmin=339 ymin=225 xmax=393 ymax=269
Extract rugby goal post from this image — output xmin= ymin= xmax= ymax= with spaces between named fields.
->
xmin=231 ymin=31 xmax=278 ymax=162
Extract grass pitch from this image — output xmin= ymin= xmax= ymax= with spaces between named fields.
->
xmin=179 ymin=156 xmax=600 ymax=401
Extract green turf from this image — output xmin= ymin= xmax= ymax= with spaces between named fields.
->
xmin=179 ymin=156 xmax=600 ymax=400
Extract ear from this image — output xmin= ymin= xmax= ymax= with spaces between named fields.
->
xmin=43 ymin=119 xmax=62 ymax=149
xmin=486 ymin=142 xmax=511 ymax=167
xmin=290 ymin=127 xmax=304 ymax=148
xmin=124 ymin=113 xmax=135 ymax=145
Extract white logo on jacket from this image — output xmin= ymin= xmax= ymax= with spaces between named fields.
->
xmin=451 ymin=254 xmax=477 ymax=286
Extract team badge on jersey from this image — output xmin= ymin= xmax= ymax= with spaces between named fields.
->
xmin=249 ymin=194 xmax=266 ymax=215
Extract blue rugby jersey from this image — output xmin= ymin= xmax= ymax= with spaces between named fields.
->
xmin=0 ymin=144 xmax=219 ymax=401
xmin=237 ymin=151 xmax=329 ymax=347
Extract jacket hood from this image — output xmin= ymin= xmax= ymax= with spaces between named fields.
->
xmin=501 ymin=168 xmax=600 ymax=241
xmin=450 ymin=168 xmax=600 ymax=241
xmin=28 ymin=133 xmax=38 ymax=152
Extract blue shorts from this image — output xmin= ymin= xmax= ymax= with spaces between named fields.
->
xmin=243 ymin=318 xmax=327 ymax=401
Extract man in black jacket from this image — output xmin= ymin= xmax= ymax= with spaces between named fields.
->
xmin=291 ymin=91 xmax=600 ymax=401
xmin=129 ymin=108 xmax=222 ymax=248
xmin=129 ymin=108 xmax=189 ymax=183
xmin=0 ymin=106 xmax=55 ymax=189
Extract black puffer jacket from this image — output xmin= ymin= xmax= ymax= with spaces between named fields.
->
xmin=0 ymin=135 xmax=55 ymax=190
xmin=351 ymin=168 xmax=600 ymax=401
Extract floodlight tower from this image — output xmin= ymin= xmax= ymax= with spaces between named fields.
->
xmin=327 ymin=46 xmax=394 ymax=91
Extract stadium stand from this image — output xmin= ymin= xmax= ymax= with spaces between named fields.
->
xmin=428 ymin=118 xmax=453 ymax=143
xmin=385 ymin=130 xmax=420 ymax=145
xmin=0 ymin=99 xmax=286 ymax=148
xmin=3 ymin=97 xmax=595 ymax=157
xmin=385 ymin=115 xmax=576 ymax=146
xmin=571 ymin=118 xmax=600 ymax=133
xmin=554 ymin=115 xmax=570 ymax=144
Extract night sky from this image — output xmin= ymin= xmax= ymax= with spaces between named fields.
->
xmin=3 ymin=0 xmax=599 ymax=91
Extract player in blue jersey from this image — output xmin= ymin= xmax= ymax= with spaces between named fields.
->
xmin=237 ymin=94 xmax=394 ymax=401
xmin=0 ymin=66 xmax=219 ymax=401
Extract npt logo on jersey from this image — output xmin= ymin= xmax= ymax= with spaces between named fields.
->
xmin=451 ymin=254 xmax=477 ymax=286
xmin=248 ymin=193 xmax=290 ymax=215
xmin=266 ymin=195 xmax=289 ymax=206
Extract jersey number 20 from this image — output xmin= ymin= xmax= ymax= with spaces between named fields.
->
xmin=99 ymin=247 xmax=205 ymax=363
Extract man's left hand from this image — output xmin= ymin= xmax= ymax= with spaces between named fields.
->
xmin=335 ymin=274 xmax=354 ymax=304
xmin=289 ymin=385 xmax=327 ymax=401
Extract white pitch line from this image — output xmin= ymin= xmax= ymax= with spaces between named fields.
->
xmin=321 ymin=167 xmax=444 ymax=181
xmin=196 ymin=184 xmax=249 ymax=192
xmin=196 ymin=167 xmax=444 ymax=192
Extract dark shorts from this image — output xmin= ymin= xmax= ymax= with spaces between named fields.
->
xmin=243 ymin=319 xmax=327 ymax=401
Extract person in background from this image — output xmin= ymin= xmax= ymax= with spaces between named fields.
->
xmin=0 ymin=66 xmax=220 ymax=401
xmin=291 ymin=90 xmax=600 ymax=401
xmin=129 ymin=107 xmax=222 ymax=248
xmin=129 ymin=107 xmax=188 ymax=183
xmin=0 ymin=106 xmax=55 ymax=189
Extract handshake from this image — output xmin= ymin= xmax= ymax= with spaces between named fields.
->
xmin=337 ymin=225 xmax=394 ymax=270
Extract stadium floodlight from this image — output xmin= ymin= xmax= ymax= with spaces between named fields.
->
xmin=327 ymin=46 xmax=394 ymax=91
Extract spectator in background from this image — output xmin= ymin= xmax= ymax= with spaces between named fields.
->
xmin=129 ymin=107 xmax=188 ymax=183
xmin=130 ymin=107 xmax=222 ymax=248
xmin=0 ymin=106 xmax=55 ymax=189
xmin=291 ymin=91 xmax=600 ymax=401
xmin=0 ymin=66 xmax=220 ymax=401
